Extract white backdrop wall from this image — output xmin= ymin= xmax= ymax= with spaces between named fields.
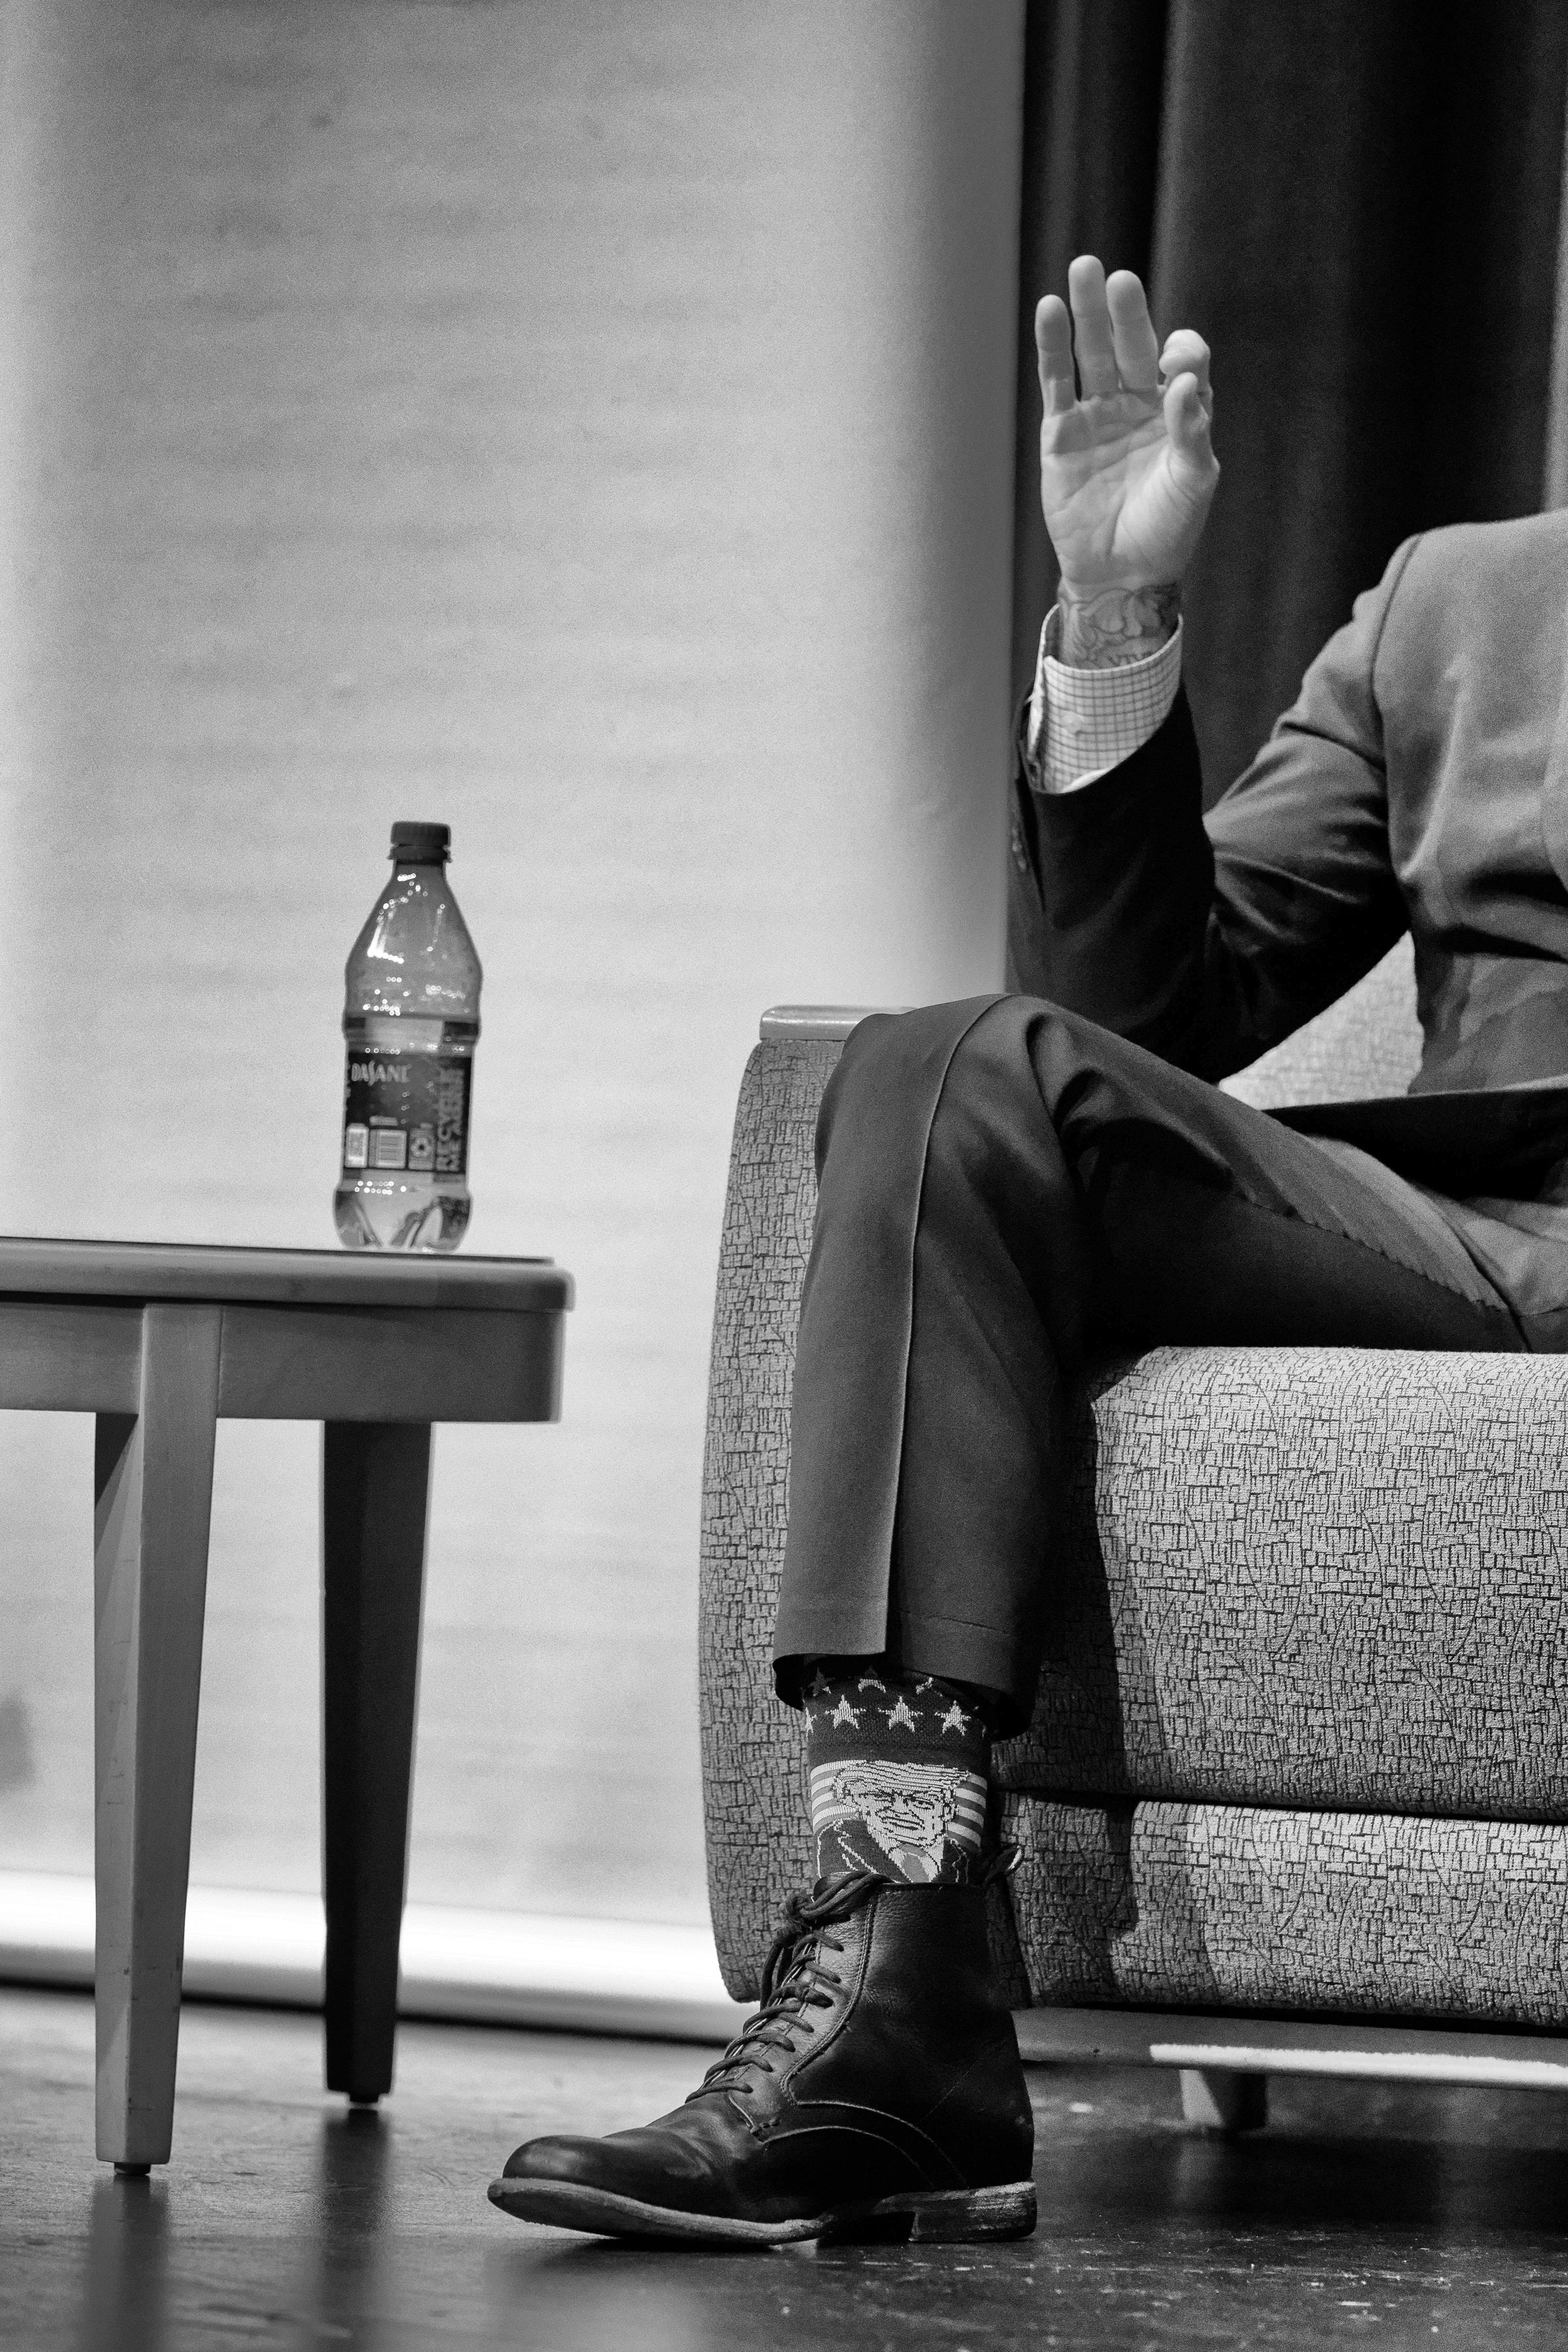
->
xmin=0 ymin=0 xmax=1025 ymax=1925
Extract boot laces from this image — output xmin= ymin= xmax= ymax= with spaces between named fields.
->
xmin=691 ymin=1849 xmax=1019 ymax=2103
xmin=691 ymin=1869 xmax=887 ymax=2099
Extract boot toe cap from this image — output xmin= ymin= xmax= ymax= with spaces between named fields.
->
xmin=500 ymin=2123 xmax=725 ymax=2210
xmin=502 ymin=2133 xmax=607 ymax=2186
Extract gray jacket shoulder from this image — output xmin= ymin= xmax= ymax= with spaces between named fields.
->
xmin=1375 ymin=510 xmax=1568 ymax=708
xmin=1391 ymin=508 xmax=1568 ymax=617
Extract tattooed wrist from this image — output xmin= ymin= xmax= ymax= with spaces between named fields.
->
xmin=1056 ymin=581 xmax=1180 ymax=668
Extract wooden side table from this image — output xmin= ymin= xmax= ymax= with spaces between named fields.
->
xmin=0 ymin=1236 xmax=571 ymax=2170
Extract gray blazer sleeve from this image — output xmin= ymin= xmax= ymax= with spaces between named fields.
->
xmin=1006 ymin=538 xmax=1418 ymax=1081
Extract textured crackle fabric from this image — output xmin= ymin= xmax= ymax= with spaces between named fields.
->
xmin=698 ymin=968 xmax=1568 ymax=2005
xmin=1005 ymin=1795 xmax=1568 ymax=2029
xmin=1219 ymin=936 xmax=1421 ymax=1110
xmin=698 ymin=1038 xmax=824 ymax=1991
xmin=1001 ymin=1343 xmax=1568 ymax=1820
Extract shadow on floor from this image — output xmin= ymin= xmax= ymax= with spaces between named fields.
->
xmin=1045 ymin=2104 xmax=1568 ymax=2236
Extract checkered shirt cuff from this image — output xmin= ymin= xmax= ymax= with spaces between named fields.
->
xmin=1025 ymin=606 xmax=1183 ymax=794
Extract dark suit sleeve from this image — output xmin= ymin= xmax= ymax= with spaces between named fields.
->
xmin=1006 ymin=540 xmax=1418 ymax=1082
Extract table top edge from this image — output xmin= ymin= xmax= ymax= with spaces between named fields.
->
xmin=0 ymin=1236 xmax=574 ymax=1312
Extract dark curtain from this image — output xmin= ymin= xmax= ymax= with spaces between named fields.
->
xmin=1011 ymin=0 xmax=1568 ymax=802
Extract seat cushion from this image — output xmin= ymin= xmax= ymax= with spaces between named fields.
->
xmin=1000 ymin=1347 xmax=1568 ymax=1820
xmin=1007 ymin=1794 xmax=1568 ymax=2029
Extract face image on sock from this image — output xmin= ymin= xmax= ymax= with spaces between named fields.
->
xmin=809 ymin=1758 xmax=986 ymax=1884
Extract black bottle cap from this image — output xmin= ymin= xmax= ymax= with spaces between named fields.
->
xmin=389 ymin=821 xmax=450 ymax=865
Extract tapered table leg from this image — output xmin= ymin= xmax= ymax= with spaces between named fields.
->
xmin=321 ymin=1420 xmax=431 ymax=2103
xmin=93 ymin=1303 xmax=223 ymax=2169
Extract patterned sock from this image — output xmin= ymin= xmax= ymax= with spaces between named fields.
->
xmin=802 ymin=1662 xmax=991 ymax=1886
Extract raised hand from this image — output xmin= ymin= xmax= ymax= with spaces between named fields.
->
xmin=1036 ymin=257 xmax=1218 ymax=661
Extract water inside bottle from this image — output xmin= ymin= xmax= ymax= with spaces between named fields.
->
xmin=334 ymin=840 xmax=482 ymax=1251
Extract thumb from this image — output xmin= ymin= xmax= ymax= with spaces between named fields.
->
xmin=1163 ymin=371 xmax=1218 ymax=486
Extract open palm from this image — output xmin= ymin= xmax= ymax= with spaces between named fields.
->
xmin=1038 ymin=259 xmax=1218 ymax=594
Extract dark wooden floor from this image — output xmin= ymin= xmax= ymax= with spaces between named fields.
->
xmin=9 ymin=1987 xmax=1568 ymax=2348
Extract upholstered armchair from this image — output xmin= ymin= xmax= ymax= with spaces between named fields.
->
xmin=698 ymin=938 xmax=1568 ymax=2128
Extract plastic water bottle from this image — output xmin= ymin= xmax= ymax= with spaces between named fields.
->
xmin=333 ymin=821 xmax=482 ymax=1251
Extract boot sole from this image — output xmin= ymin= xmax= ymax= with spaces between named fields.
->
xmin=486 ymin=2174 xmax=1036 ymax=2247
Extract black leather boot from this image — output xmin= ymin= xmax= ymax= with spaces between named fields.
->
xmin=487 ymin=1869 xmax=1036 ymax=2246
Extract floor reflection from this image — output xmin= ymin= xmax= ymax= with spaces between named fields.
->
xmin=483 ymin=2242 xmax=719 ymax=2352
xmin=74 ymin=2175 xmax=169 ymax=2352
xmin=302 ymin=2104 xmax=394 ymax=2347
xmin=1040 ymin=2105 xmax=1568 ymax=2242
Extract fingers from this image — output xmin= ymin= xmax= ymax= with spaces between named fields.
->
xmin=1067 ymin=254 xmax=1119 ymax=399
xmin=1160 ymin=328 xmax=1213 ymax=410
xmin=1105 ymin=270 xmax=1160 ymax=393
xmin=1034 ymin=295 xmax=1076 ymax=416
xmin=1039 ymin=255 xmax=1214 ymax=423
xmin=1163 ymin=372 xmax=1219 ymax=483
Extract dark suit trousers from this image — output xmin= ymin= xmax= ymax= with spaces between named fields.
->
xmin=772 ymin=994 xmax=1527 ymax=1733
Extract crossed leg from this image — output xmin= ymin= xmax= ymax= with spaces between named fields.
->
xmin=776 ymin=994 xmax=1521 ymax=1723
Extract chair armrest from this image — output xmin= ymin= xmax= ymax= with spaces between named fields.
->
xmin=759 ymin=1004 xmax=905 ymax=1042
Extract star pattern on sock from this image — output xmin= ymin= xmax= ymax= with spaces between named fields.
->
xmin=805 ymin=1669 xmax=990 ymax=1888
